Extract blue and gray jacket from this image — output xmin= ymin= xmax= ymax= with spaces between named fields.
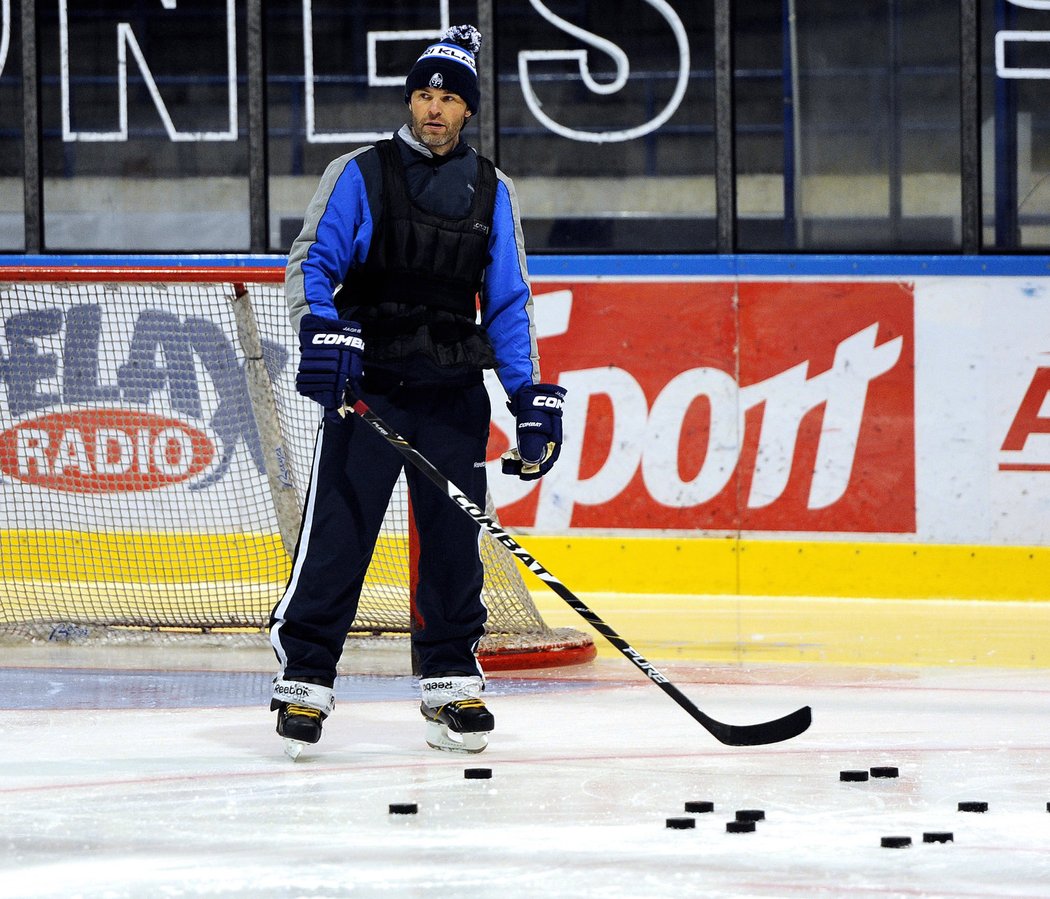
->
xmin=285 ymin=124 xmax=540 ymax=397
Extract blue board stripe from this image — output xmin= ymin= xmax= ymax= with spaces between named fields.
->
xmin=2 ymin=253 xmax=1050 ymax=277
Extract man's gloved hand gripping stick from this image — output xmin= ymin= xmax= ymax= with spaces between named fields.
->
xmin=338 ymin=386 xmax=812 ymax=747
xmin=295 ymin=314 xmax=364 ymax=418
xmin=501 ymin=383 xmax=566 ymax=480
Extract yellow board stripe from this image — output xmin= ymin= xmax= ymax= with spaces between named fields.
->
xmin=4 ymin=531 xmax=1048 ymax=600
xmin=514 ymin=536 xmax=1050 ymax=601
xmin=0 ymin=530 xmax=406 ymax=584
xmin=3 ymin=531 xmax=1047 ymax=666
xmin=513 ymin=537 xmax=1050 ymax=668
xmin=527 ymin=592 xmax=1050 ymax=667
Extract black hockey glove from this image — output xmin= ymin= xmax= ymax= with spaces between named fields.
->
xmin=295 ymin=313 xmax=364 ymax=418
xmin=501 ymin=383 xmax=566 ymax=480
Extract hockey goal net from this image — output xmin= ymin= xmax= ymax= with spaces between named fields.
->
xmin=0 ymin=266 xmax=594 ymax=670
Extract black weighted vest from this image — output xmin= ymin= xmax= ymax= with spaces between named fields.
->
xmin=343 ymin=139 xmax=497 ymax=318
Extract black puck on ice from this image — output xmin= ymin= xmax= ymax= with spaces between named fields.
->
xmin=726 ymin=820 xmax=756 ymax=833
xmin=923 ymin=832 xmax=954 ymax=843
xmin=684 ymin=800 xmax=715 ymax=814
xmin=958 ymin=801 xmax=988 ymax=813
xmin=389 ymin=803 xmax=418 ymax=815
xmin=464 ymin=768 xmax=492 ymax=779
xmin=870 ymin=766 xmax=899 ymax=779
xmin=666 ymin=817 xmax=696 ymax=829
xmin=881 ymin=836 xmax=911 ymax=848
xmin=735 ymin=809 xmax=765 ymax=822
xmin=840 ymin=770 xmax=869 ymax=782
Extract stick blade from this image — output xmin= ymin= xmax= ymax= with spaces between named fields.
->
xmin=703 ymin=704 xmax=812 ymax=746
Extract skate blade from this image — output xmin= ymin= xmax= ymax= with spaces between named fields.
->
xmin=283 ymin=738 xmax=308 ymax=761
xmin=425 ymin=720 xmax=488 ymax=754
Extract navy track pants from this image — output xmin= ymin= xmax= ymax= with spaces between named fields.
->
xmin=270 ymin=382 xmax=490 ymax=683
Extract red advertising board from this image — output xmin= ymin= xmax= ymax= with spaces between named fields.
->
xmin=492 ymin=280 xmax=915 ymax=534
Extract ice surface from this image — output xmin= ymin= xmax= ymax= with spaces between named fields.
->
xmin=1 ymin=645 xmax=1048 ymax=898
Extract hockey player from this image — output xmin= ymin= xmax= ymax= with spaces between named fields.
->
xmin=269 ymin=25 xmax=566 ymax=759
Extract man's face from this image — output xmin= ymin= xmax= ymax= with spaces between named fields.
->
xmin=408 ymin=89 xmax=471 ymax=155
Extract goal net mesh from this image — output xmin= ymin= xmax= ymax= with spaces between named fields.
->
xmin=0 ymin=268 xmax=594 ymax=669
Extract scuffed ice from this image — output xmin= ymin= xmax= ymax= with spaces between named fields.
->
xmin=0 ymin=652 xmax=1048 ymax=898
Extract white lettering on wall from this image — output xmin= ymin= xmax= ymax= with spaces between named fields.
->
xmin=304 ymin=0 xmax=449 ymax=144
xmin=94 ymin=428 xmax=134 ymax=475
xmin=996 ymin=30 xmax=1050 ymax=78
xmin=15 ymin=428 xmax=49 ymax=478
xmin=996 ymin=0 xmax=1050 ymax=78
xmin=0 ymin=0 xmax=10 ymax=78
xmin=539 ymin=367 xmax=649 ymax=527
xmin=741 ymin=325 xmax=902 ymax=508
xmin=643 ymin=367 xmax=740 ymax=506
xmin=46 ymin=1 xmax=692 ymax=147
xmin=59 ymin=0 xmax=238 ymax=142
xmin=517 ymin=0 xmax=690 ymax=143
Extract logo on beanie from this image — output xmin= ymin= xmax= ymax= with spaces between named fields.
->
xmin=429 ymin=72 xmax=444 ymax=89
xmin=418 ymin=43 xmax=477 ymax=73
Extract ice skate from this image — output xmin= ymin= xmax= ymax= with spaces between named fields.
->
xmin=419 ymin=674 xmax=494 ymax=754
xmin=271 ymin=677 xmax=335 ymax=761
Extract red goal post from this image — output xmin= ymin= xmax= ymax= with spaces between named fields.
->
xmin=0 ymin=263 xmax=595 ymax=671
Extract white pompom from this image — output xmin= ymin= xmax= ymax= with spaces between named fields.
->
xmin=443 ymin=24 xmax=482 ymax=55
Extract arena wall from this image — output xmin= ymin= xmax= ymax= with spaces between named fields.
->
xmin=3 ymin=253 xmax=1049 ymax=664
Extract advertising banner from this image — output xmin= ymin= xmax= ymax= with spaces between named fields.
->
xmin=0 ymin=280 xmax=302 ymax=533
xmin=3 ymin=270 xmax=1050 ymax=547
xmin=488 ymin=276 xmax=1050 ymax=546
xmin=488 ymin=278 xmax=915 ymax=535
xmin=913 ymin=277 xmax=1050 ymax=545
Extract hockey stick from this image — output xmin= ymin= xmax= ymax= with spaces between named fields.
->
xmin=339 ymin=388 xmax=811 ymax=747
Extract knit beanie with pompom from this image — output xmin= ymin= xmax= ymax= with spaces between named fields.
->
xmin=404 ymin=25 xmax=482 ymax=115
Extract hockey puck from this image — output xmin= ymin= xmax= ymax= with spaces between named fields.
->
xmin=881 ymin=836 xmax=911 ymax=848
xmin=726 ymin=820 xmax=755 ymax=833
xmin=464 ymin=768 xmax=492 ymax=779
xmin=840 ymin=770 xmax=869 ymax=782
xmin=389 ymin=803 xmax=418 ymax=815
xmin=735 ymin=809 xmax=765 ymax=822
xmin=870 ymin=766 xmax=899 ymax=779
xmin=923 ymin=832 xmax=953 ymax=843
xmin=958 ymin=801 xmax=988 ymax=813
xmin=666 ymin=817 xmax=696 ymax=829
xmin=684 ymin=800 xmax=714 ymax=814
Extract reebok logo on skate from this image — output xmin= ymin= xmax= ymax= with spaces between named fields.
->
xmin=423 ymin=680 xmax=455 ymax=692
xmin=274 ymin=683 xmax=312 ymax=699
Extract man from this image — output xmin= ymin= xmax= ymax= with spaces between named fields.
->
xmin=269 ymin=25 xmax=566 ymax=759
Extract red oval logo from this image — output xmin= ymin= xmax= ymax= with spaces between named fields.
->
xmin=0 ymin=409 xmax=216 ymax=493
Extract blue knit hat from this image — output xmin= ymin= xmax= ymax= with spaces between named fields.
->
xmin=404 ymin=25 xmax=482 ymax=114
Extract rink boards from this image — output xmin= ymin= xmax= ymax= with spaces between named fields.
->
xmin=2 ymin=254 xmax=1049 ymax=663
xmin=502 ymin=254 xmax=1050 ymax=604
